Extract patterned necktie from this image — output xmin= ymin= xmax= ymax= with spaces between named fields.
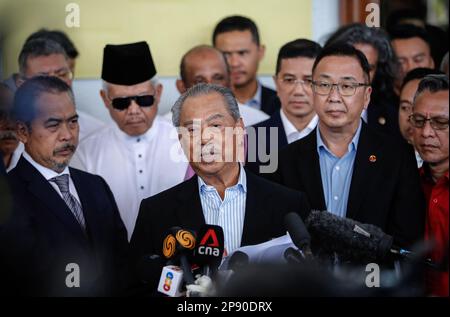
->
xmin=50 ymin=174 xmax=86 ymax=230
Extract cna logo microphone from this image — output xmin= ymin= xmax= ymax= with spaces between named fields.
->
xmin=194 ymin=225 xmax=225 ymax=273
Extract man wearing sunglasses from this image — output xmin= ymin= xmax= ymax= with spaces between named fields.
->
xmin=268 ymin=44 xmax=425 ymax=253
xmin=72 ymin=42 xmax=188 ymax=240
xmin=411 ymin=75 xmax=449 ymax=297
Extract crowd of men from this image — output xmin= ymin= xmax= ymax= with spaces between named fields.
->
xmin=0 ymin=11 xmax=448 ymax=297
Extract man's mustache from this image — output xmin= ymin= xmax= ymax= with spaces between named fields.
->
xmin=53 ymin=143 xmax=76 ymax=155
xmin=0 ymin=130 xmax=18 ymax=141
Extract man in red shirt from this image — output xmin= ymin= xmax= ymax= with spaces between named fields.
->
xmin=410 ymin=74 xmax=449 ymax=296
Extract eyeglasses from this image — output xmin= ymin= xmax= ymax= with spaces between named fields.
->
xmin=111 ymin=95 xmax=155 ymax=111
xmin=279 ymin=77 xmax=312 ymax=88
xmin=409 ymin=113 xmax=449 ymax=130
xmin=312 ymin=81 xmax=369 ymax=96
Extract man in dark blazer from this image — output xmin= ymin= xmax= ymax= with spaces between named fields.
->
xmin=247 ymin=39 xmax=321 ymax=174
xmin=268 ymin=44 xmax=425 ymax=249
xmin=260 ymin=85 xmax=279 ymax=115
xmin=130 ymin=84 xmax=310 ymax=293
xmin=213 ymin=15 xmax=279 ymax=115
xmin=0 ymin=76 xmax=129 ymax=296
xmin=0 ymin=154 xmax=5 ymax=176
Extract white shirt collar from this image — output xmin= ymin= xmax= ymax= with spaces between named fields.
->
xmin=198 ymin=163 xmax=247 ymax=193
xmin=280 ymin=109 xmax=318 ymax=143
xmin=22 ymin=151 xmax=70 ymax=181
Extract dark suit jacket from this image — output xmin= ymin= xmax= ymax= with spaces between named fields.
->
xmin=0 ymin=158 xmax=5 ymax=176
xmin=0 ymin=157 xmax=129 ymax=296
xmin=367 ymin=93 xmax=401 ymax=138
xmin=129 ymin=169 xmax=310 ymax=291
xmin=260 ymin=85 xmax=280 ymax=115
xmin=246 ymin=110 xmax=288 ymax=174
xmin=268 ymin=123 xmax=425 ymax=248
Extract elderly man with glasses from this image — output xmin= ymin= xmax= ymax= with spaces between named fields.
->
xmin=72 ymin=42 xmax=188 ymax=239
xmin=268 ymin=44 xmax=425 ymax=254
xmin=411 ymin=75 xmax=449 ymax=297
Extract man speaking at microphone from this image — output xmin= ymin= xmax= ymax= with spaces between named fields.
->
xmin=129 ymin=83 xmax=310 ymax=293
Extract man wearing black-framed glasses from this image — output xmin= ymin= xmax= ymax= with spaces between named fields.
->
xmin=268 ymin=44 xmax=425 ymax=255
xmin=72 ymin=42 xmax=188 ymax=239
xmin=411 ymin=74 xmax=449 ymax=297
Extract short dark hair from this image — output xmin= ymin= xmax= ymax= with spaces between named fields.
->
xmin=276 ymin=39 xmax=322 ymax=74
xmin=25 ymin=29 xmax=79 ymax=59
xmin=12 ymin=76 xmax=75 ymax=127
xmin=18 ymin=38 xmax=68 ymax=75
xmin=389 ymin=24 xmax=432 ymax=49
xmin=212 ymin=15 xmax=260 ymax=46
xmin=312 ymin=43 xmax=371 ymax=83
xmin=401 ymin=68 xmax=445 ymax=91
xmin=415 ymin=74 xmax=449 ymax=100
xmin=386 ymin=8 xmax=427 ymax=32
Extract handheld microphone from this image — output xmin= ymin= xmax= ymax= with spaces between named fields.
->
xmin=157 ymin=265 xmax=186 ymax=297
xmin=214 ymin=250 xmax=250 ymax=293
xmin=228 ymin=250 xmax=249 ymax=271
xmin=284 ymin=247 xmax=305 ymax=264
xmin=284 ymin=212 xmax=314 ymax=260
xmin=193 ymin=225 xmax=225 ymax=276
xmin=162 ymin=227 xmax=196 ymax=285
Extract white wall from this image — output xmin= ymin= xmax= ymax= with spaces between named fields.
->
xmin=72 ymin=1 xmax=339 ymax=124
xmin=312 ymin=0 xmax=340 ymax=45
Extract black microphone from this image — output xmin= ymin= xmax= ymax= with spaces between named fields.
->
xmin=162 ymin=227 xmax=197 ymax=285
xmin=193 ymin=225 xmax=225 ymax=276
xmin=284 ymin=247 xmax=305 ymax=264
xmin=214 ymin=250 xmax=249 ymax=293
xmin=305 ymin=210 xmax=437 ymax=267
xmin=228 ymin=250 xmax=249 ymax=271
xmin=284 ymin=212 xmax=314 ymax=260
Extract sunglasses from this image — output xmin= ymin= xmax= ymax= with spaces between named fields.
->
xmin=111 ymin=95 xmax=155 ymax=110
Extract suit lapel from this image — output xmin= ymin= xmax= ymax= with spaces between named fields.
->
xmin=175 ymin=177 xmax=206 ymax=232
xmin=70 ymin=169 xmax=102 ymax=246
xmin=346 ymin=124 xmax=382 ymax=219
xmin=297 ymin=129 xmax=326 ymax=210
xmin=17 ymin=158 xmax=88 ymax=243
xmin=240 ymin=171 xmax=270 ymax=246
xmin=271 ymin=111 xmax=288 ymax=149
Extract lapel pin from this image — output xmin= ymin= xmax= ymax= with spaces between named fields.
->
xmin=369 ymin=155 xmax=377 ymax=163
xmin=378 ymin=117 xmax=386 ymax=125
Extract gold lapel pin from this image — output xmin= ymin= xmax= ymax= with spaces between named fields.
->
xmin=369 ymin=155 xmax=377 ymax=163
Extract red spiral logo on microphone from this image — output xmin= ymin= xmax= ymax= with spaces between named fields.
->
xmin=162 ymin=234 xmax=176 ymax=259
xmin=175 ymin=230 xmax=196 ymax=250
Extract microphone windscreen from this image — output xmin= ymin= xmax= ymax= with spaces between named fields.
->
xmin=284 ymin=212 xmax=311 ymax=250
xmin=306 ymin=210 xmax=393 ymax=263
